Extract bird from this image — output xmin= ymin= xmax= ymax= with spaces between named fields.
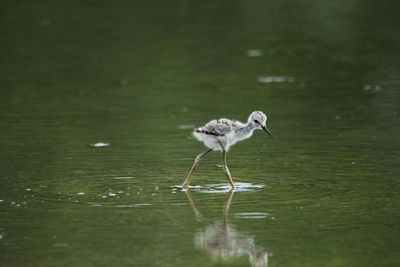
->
xmin=182 ymin=111 xmax=273 ymax=189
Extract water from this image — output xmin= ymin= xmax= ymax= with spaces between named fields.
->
xmin=1 ymin=0 xmax=400 ymax=266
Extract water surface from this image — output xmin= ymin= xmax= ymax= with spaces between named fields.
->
xmin=1 ymin=0 xmax=399 ymax=266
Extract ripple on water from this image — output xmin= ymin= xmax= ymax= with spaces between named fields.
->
xmin=235 ymin=212 xmax=270 ymax=219
xmin=52 ymin=243 xmax=69 ymax=247
xmin=115 ymin=203 xmax=152 ymax=208
xmin=112 ymin=176 xmax=134 ymax=180
xmin=90 ymin=142 xmax=110 ymax=147
xmin=174 ymin=182 xmax=265 ymax=193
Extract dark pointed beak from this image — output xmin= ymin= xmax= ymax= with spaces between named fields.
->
xmin=262 ymin=125 xmax=273 ymax=138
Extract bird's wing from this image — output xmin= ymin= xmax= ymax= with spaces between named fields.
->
xmin=202 ymin=119 xmax=232 ymax=136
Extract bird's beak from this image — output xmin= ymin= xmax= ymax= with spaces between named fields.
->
xmin=262 ymin=125 xmax=273 ymax=138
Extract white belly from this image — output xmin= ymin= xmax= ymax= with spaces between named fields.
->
xmin=193 ymin=130 xmax=254 ymax=151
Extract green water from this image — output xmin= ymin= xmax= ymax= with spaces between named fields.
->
xmin=1 ymin=0 xmax=400 ymax=266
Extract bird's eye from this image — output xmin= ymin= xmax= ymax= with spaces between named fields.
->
xmin=254 ymin=120 xmax=259 ymax=124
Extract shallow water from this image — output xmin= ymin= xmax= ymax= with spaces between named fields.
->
xmin=1 ymin=0 xmax=400 ymax=266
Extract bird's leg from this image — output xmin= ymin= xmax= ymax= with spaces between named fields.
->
xmin=182 ymin=148 xmax=212 ymax=188
xmin=218 ymin=141 xmax=235 ymax=189
xmin=223 ymin=150 xmax=235 ymax=189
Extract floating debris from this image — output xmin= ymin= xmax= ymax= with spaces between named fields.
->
xmin=178 ymin=124 xmax=194 ymax=130
xmin=363 ymin=85 xmax=372 ymax=90
xmin=91 ymin=142 xmax=110 ymax=147
xmin=40 ymin=18 xmax=51 ymax=27
xmin=363 ymin=84 xmax=381 ymax=91
xmin=247 ymin=49 xmax=264 ymax=57
xmin=257 ymin=76 xmax=295 ymax=83
xmin=119 ymin=79 xmax=128 ymax=86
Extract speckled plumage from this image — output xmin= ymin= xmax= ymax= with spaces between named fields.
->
xmin=193 ymin=111 xmax=272 ymax=151
xmin=182 ymin=111 xmax=273 ymax=189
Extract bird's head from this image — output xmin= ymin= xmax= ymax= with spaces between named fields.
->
xmin=249 ymin=111 xmax=273 ymax=137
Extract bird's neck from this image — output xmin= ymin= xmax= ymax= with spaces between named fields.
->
xmin=237 ymin=121 xmax=255 ymax=137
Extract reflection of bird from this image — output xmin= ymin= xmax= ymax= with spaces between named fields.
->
xmin=185 ymin=190 xmax=269 ymax=267
xmin=195 ymin=222 xmax=268 ymax=267
xmin=182 ymin=111 xmax=273 ymax=189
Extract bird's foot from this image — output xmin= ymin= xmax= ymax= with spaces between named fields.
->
xmin=181 ymin=184 xmax=189 ymax=190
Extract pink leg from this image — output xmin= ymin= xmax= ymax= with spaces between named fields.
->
xmin=182 ymin=148 xmax=212 ymax=188
xmin=218 ymin=141 xmax=235 ymax=189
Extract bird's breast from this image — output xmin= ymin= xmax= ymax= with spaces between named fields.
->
xmin=236 ymin=129 xmax=254 ymax=140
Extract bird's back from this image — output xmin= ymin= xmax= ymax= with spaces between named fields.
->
xmin=197 ymin=118 xmax=237 ymax=137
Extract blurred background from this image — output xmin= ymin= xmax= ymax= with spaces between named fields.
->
xmin=1 ymin=0 xmax=399 ymax=266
